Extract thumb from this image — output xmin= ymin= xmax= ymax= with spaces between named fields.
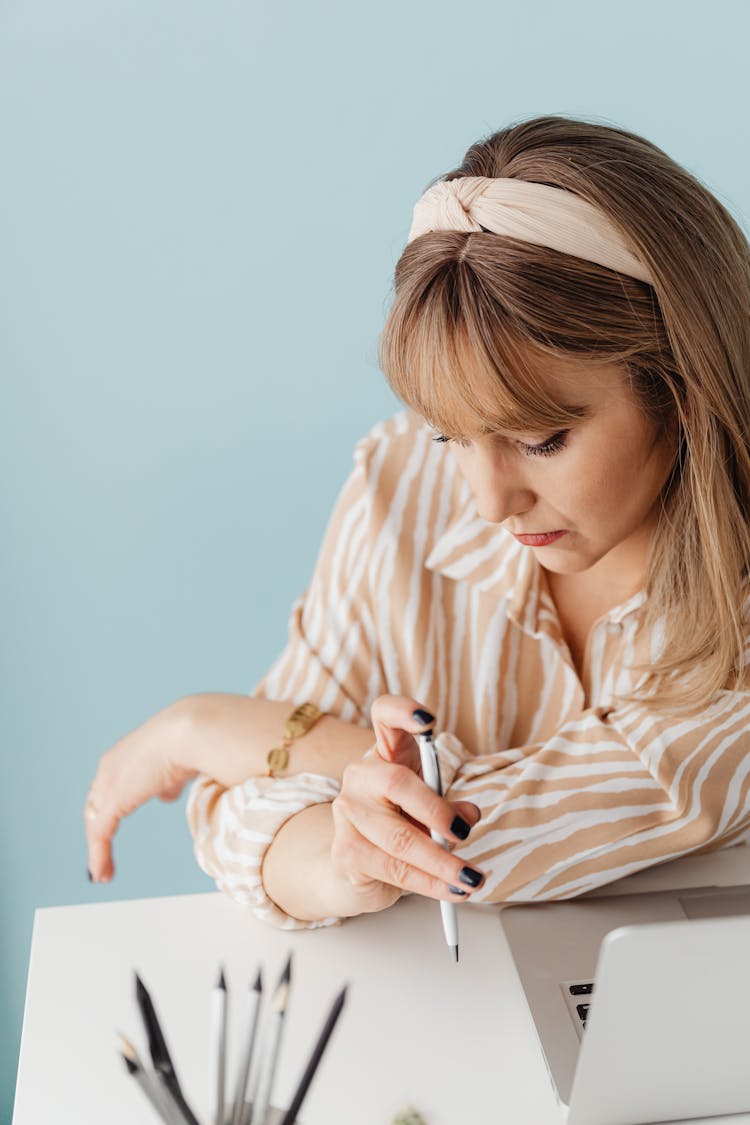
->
xmin=374 ymin=733 xmax=422 ymax=777
xmin=371 ymin=696 xmax=434 ymax=773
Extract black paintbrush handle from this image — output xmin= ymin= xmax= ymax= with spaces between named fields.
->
xmin=279 ymin=986 xmax=347 ymax=1125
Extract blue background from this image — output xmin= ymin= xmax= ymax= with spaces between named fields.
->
xmin=3 ymin=0 xmax=749 ymax=1117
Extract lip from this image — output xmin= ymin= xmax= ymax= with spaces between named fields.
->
xmin=511 ymin=530 xmax=567 ymax=547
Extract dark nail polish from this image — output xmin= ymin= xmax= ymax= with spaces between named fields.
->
xmin=87 ymin=868 xmax=93 ymax=882
xmin=412 ymin=708 xmax=435 ymax=727
xmin=448 ymin=885 xmax=468 ymax=896
xmin=449 ymin=815 xmax=471 ymax=840
xmin=459 ymin=865 xmax=485 ymax=888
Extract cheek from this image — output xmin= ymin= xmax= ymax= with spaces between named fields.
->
xmin=556 ymin=443 xmax=629 ymax=520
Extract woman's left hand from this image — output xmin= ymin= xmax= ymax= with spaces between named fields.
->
xmin=328 ymin=694 xmax=485 ymax=915
xmin=84 ymin=699 xmax=198 ymax=883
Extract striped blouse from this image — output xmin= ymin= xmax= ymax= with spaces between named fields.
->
xmin=186 ymin=408 xmax=750 ymax=929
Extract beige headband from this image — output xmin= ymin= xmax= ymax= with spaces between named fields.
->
xmin=407 ymin=176 xmax=653 ymax=285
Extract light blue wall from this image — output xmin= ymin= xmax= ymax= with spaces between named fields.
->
xmin=3 ymin=0 xmax=749 ymax=1116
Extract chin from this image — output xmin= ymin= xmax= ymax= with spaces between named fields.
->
xmin=542 ymin=551 xmax=599 ymax=576
xmin=541 ymin=560 xmax=580 ymax=574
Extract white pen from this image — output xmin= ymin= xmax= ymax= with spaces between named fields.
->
xmin=209 ymin=967 xmax=227 ymax=1125
xmin=248 ymin=954 xmax=292 ymax=1125
xmin=415 ymin=726 xmax=460 ymax=962
xmin=230 ymin=967 xmax=263 ymax=1125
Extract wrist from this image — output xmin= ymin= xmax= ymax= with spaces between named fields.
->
xmin=162 ymin=695 xmax=204 ymax=777
xmin=172 ymin=692 xmax=264 ymax=785
xmin=170 ymin=692 xmax=376 ymax=788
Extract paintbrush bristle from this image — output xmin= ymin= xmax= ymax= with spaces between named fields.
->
xmin=272 ymin=979 xmax=290 ymax=1014
xmin=116 ymin=1031 xmax=137 ymax=1060
xmin=116 ymin=1032 xmax=140 ymax=1075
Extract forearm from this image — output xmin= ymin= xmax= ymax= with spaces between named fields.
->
xmin=261 ymin=802 xmax=367 ymax=922
xmin=177 ymin=693 xmax=376 ymax=788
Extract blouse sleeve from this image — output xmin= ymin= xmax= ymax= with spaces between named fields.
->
xmin=441 ymin=687 xmax=750 ymax=903
xmin=185 ymin=423 xmax=388 ymax=929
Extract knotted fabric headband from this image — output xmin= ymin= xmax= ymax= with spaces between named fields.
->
xmin=407 ymin=175 xmax=653 ymax=285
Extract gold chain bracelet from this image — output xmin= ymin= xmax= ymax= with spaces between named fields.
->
xmin=264 ymin=702 xmax=324 ymax=777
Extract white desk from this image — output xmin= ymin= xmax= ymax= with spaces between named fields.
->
xmin=14 ymin=844 xmax=750 ymax=1125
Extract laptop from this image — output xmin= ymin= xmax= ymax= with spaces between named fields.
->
xmin=499 ymin=849 xmax=750 ymax=1125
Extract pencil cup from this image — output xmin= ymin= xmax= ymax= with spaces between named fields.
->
xmin=232 ymin=1102 xmax=296 ymax=1120
xmin=122 ymin=962 xmax=345 ymax=1125
xmin=237 ymin=1106 xmax=298 ymax=1125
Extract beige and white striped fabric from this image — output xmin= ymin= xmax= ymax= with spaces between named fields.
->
xmin=186 ymin=408 xmax=750 ymax=928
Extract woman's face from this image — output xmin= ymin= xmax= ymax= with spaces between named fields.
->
xmin=436 ymin=354 xmax=679 ymax=594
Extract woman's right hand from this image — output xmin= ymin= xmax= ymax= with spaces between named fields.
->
xmin=83 ymin=699 xmax=198 ymax=883
xmin=328 ymin=694 xmax=484 ymax=916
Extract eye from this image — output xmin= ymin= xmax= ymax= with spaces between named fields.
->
xmin=432 ymin=429 xmax=570 ymax=456
xmin=431 ymin=433 xmax=471 ymax=448
xmin=519 ymin=429 xmax=570 ymax=457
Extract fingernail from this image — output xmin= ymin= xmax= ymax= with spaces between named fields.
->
xmin=87 ymin=868 xmax=94 ymax=882
xmin=449 ymin=815 xmax=471 ymax=840
xmin=448 ymin=885 xmax=468 ymax=896
xmin=412 ymin=708 xmax=435 ymax=726
xmin=459 ymin=865 xmax=485 ymax=888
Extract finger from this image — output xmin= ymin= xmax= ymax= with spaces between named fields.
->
xmin=340 ymin=759 xmax=487 ymax=889
xmin=350 ymin=756 xmax=478 ymax=844
xmin=84 ymin=803 xmax=120 ymax=882
xmin=336 ymin=802 xmax=484 ymax=902
xmin=400 ymin=804 xmax=476 ymax=844
xmin=370 ymin=694 xmax=435 ymax=769
xmin=356 ymin=803 xmax=487 ymax=893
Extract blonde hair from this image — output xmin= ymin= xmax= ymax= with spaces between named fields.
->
xmin=377 ymin=114 xmax=750 ymax=718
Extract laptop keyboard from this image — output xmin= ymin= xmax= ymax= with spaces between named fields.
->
xmin=562 ymin=980 xmax=595 ymax=1034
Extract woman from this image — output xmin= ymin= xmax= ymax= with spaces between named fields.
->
xmin=84 ymin=114 xmax=750 ymax=931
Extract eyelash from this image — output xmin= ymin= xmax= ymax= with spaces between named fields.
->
xmin=432 ymin=429 xmax=570 ymax=457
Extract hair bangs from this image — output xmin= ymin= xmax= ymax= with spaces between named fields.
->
xmin=379 ymin=256 xmax=591 ymax=440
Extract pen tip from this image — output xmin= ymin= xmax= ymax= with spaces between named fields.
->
xmin=253 ymin=967 xmax=262 ymax=992
xmin=218 ymin=967 xmax=226 ymax=990
xmin=279 ymin=951 xmax=292 ymax=985
xmin=453 ymin=946 xmax=459 ymax=963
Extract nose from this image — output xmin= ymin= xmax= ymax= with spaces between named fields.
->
xmin=465 ymin=442 xmax=535 ymax=524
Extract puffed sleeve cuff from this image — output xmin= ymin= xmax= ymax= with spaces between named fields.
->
xmin=185 ymin=770 xmax=344 ymax=931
